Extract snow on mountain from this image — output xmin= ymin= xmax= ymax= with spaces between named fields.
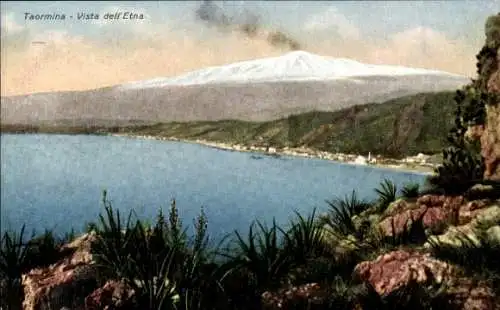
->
xmin=1 ymin=50 xmax=470 ymax=125
xmin=119 ymin=50 xmax=466 ymax=89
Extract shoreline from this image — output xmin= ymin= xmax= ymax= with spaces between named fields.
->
xmin=108 ymin=133 xmax=437 ymax=175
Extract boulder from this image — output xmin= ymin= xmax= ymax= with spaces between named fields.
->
xmin=85 ymin=279 xmax=136 ymax=310
xmin=353 ymin=250 xmax=454 ymax=296
xmin=445 ymin=278 xmax=498 ymax=310
xmin=261 ymin=283 xmax=324 ymax=309
xmin=21 ymin=232 xmax=98 ymax=310
xmin=424 ymin=205 xmax=500 ymax=249
xmin=378 ymin=196 xmax=494 ymax=238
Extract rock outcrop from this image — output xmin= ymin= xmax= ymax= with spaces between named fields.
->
xmin=377 ymin=195 xmax=494 ymax=237
xmin=354 ymin=250 xmax=454 ymax=296
xmin=261 ymin=283 xmax=325 ymax=310
xmin=482 ymin=103 xmax=500 ymax=180
xmin=469 ymin=14 xmax=500 ymax=181
xmin=85 ymin=279 xmax=136 ymax=310
xmin=21 ymin=232 xmax=98 ymax=310
xmin=354 ymin=250 xmax=498 ymax=309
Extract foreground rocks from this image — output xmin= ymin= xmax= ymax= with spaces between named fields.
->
xmin=378 ymin=195 xmax=496 ymax=238
xmin=84 ymin=279 xmax=136 ymax=310
xmin=261 ymin=283 xmax=325 ymax=309
xmin=15 ymin=193 xmax=500 ymax=310
xmin=353 ymin=250 xmax=499 ymax=310
xmin=354 ymin=250 xmax=454 ymax=296
xmin=22 ymin=232 xmax=98 ymax=310
xmin=263 ymin=194 xmax=499 ymax=310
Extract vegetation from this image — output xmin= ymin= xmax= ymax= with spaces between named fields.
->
xmin=429 ymin=227 xmax=500 ymax=292
xmin=1 ymin=91 xmax=458 ymax=158
xmin=5 ymin=176 xmax=492 ymax=310
xmin=0 ymin=226 xmax=75 ymax=309
xmin=428 ymin=13 xmax=499 ymax=194
xmin=2 ymin=12 xmax=500 ymax=310
xmin=3 ymin=172 xmax=497 ymax=309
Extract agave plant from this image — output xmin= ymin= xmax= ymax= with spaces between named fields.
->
xmin=225 ymin=219 xmax=290 ymax=291
xmin=400 ymin=183 xmax=420 ymax=199
xmin=374 ymin=179 xmax=398 ymax=212
xmin=324 ymin=190 xmax=372 ymax=236
xmin=0 ymin=225 xmax=31 ymax=309
xmin=173 ymin=207 xmax=223 ymax=310
xmin=126 ymin=220 xmax=181 ymax=310
xmin=25 ymin=229 xmax=64 ymax=269
xmin=282 ymin=209 xmax=326 ymax=264
xmin=90 ymin=191 xmax=137 ymax=280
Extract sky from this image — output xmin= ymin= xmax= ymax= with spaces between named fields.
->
xmin=1 ymin=0 xmax=499 ymax=96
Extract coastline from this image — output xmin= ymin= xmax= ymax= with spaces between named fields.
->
xmin=108 ymin=133 xmax=437 ymax=175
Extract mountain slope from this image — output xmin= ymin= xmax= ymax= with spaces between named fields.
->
xmin=115 ymin=91 xmax=456 ymax=157
xmin=1 ymin=52 xmax=468 ymax=124
xmin=2 ymin=91 xmax=457 ymax=158
xmin=120 ymin=50 xmax=465 ymax=88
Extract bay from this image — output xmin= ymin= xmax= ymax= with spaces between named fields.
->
xmin=0 ymin=134 xmax=427 ymax=240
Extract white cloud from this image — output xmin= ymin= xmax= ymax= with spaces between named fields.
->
xmin=303 ymin=7 xmax=360 ymax=40
xmin=368 ymin=26 xmax=476 ymax=77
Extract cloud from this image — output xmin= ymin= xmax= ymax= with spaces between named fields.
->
xmin=303 ymin=7 xmax=360 ymax=40
xmin=367 ymin=26 xmax=477 ymax=77
xmin=0 ymin=13 xmax=479 ymax=96
xmin=0 ymin=22 xmax=287 ymax=96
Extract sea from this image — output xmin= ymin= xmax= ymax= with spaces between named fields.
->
xmin=0 ymin=134 xmax=427 ymax=241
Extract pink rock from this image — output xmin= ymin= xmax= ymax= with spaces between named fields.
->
xmin=85 ymin=279 xmax=136 ymax=310
xmin=22 ymin=232 xmax=98 ymax=310
xmin=354 ymin=250 xmax=454 ymax=296
xmin=262 ymin=283 xmax=324 ymax=309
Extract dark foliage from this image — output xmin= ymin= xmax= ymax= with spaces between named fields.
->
xmin=374 ymin=179 xmax=398 ymax=212
xmin=323 ymin=190 xmax=372 ymax=236
xmin=428 ymin=228 xmax=500 ymax=291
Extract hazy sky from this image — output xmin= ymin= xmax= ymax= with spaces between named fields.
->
xmin=1 ymin=1 xmax=498 ymax=96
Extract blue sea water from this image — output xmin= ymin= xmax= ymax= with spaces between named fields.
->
xmin=0 ymin=134 xmax=427 ymax=241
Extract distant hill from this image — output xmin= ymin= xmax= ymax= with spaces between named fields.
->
xmin=2 ymin=91 xmax=457 ymax=158
xmin=116 ymin=91 xmax=456 ymax=158
xmin=1 ymin=51 xmax=467 ymax=124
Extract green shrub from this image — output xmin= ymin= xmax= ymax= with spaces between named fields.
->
xmin=0 ymin=226 xmax=30 ymax=309
xmin=282 ymin=209 xmax=327 ymax=264
xmin=374 ymin=179 xmax=398 ymax=212
xmin=428 ymin=228 xmax=500 ymax=291
xmin=428 ymin=88 xmax=485 ymax=194
xmin=323 ymin=190 xmax=372 ymax=236
xmin=90 ymin=191 xmax=223 ymax=310
xmin=400 ymin=183 xmax=420 ymax=199
xmin=225 ymin=220 xmax=290 ymax=291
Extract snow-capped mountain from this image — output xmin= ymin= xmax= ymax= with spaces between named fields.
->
xmin=1 ymin=51 xmax=469 ymax=124
xmin=120 ymin=51 xmax=465 ymax=89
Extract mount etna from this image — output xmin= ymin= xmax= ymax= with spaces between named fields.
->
xmin=1 ymin=51 xmax=469 ymax=125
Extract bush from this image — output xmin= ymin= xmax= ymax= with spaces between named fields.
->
xmin=374 ymin=179 xmax=397 ymax=212
xmin=90 ymin=191 xmax=222 ymax=310
xmin=323 ymin=190 xmax=372 ymax=236
xmin=428 ymin=87 xmax=485 ymax=194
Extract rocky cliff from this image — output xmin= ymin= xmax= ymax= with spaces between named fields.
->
xmin=471 ymin=13 xmax=500 ymax=180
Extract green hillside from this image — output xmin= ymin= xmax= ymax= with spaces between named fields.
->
xmin=115 ymin=91 xmax=457 ymax=158
xmin=1 ymin=91 xmax=458 ymax=158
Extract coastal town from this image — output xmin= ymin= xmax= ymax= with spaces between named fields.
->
xmin=110 ymin=133 xmax=438 ymax=174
